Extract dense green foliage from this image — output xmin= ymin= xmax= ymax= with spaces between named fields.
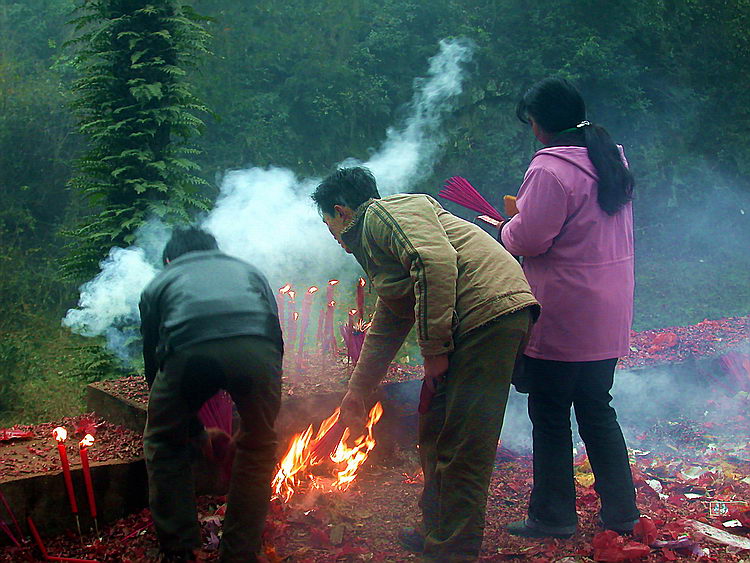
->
xmin=0 ymin=0 xmax=748 ymax=422
xmin=63 ymin=0 xmax=211 ymax=279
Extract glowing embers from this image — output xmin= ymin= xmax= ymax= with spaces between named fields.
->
xmin=272 ymin=402 xmax=383 ymax=502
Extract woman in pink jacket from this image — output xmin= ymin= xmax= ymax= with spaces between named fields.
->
xmin=501 ymin=78 xmax=640 ymax=538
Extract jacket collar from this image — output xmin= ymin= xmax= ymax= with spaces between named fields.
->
xmin=167 ymin=249 xmax=225 ymax=267
xmin=340 ymin=198 xmax=376 ymax=252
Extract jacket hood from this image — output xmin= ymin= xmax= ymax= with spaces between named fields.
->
xmin=532 ymin=146 xmax=599 ymax=182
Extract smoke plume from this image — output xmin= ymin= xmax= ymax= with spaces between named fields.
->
xmin=62 ymin=38 xmax=476 ymax=362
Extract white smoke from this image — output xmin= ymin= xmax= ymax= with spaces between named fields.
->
xmin=62 ymin=38 xmax=476 ymax=362
xmin=61 ymin=246 xmax=157 ymax=361
xmin=342 ymin=37 xmax=475 ymax=194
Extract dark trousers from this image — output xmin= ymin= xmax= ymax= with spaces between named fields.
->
xmin=143 ymin=336 xmax=282 ymax=562
xmin=524 ymin=356 xmax=639 ymax=530
xmin=419 ymin=309 xmax=530 ymax=562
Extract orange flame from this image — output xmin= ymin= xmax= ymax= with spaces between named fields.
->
xmin=328 ymin=300 xmax=336 ymax=307
xmin=52 ymin=427 xmax=67 ymax=442
xmin=79 ymin=434 xmax=95 ymax=448
xmin=358 ymin=277 xmax=366 ymax=287
xmin=293 ymin=312 xmax=299 ymax=321
xmin=288 ymin=291 xmax=296 ymax=301
xmin=271 ymin=402 xmax=384 ymax=502
xmin=279 ymin=284 xmax=291 ymax=294
xmin=307 ymin=286 xmax=319 ymax=294
xmin=329 ymin=279 xmax=340 ymax=286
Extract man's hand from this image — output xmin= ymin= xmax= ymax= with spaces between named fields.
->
xmin=423 ymin=354 xmax=450 ymax=392
xmin=418 ymin=354 xmax=450 ymax=414
xmin=340 ymin=389 xmax=367 ymax=437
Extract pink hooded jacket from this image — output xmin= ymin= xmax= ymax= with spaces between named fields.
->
xmin=501 ymin=146 xmax=634 ymax=362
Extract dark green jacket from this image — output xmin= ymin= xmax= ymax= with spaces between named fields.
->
xmin=139 ymin=250 xmax=282 ymax=385
xmin=341 ymin=194 xmax=539 ymax=394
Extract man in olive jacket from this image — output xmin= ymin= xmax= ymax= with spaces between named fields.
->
xmin=140 ymin=227 xmax=283 ymax=563
xmin=312 ymin=167 xmax=539 ymax=562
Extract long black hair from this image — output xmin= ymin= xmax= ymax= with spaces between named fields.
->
xmin=516 ymin=77 xmax=634 ymax=215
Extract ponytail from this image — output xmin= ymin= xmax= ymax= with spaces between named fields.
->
xmin=518 ymin=77 xmax=634 ymax=216
xmin=583 ymin=124 xmax=634 ymax=215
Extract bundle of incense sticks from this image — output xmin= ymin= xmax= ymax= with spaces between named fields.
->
xmin=438 ymin=176 xmax=505 ymax=222
xmin=309 ymin=420 xmax=345 ymax=462
xmin=198 ymin=391 xmax=235 ymax=481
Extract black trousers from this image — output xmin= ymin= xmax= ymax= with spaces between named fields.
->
xmin=144 ymin=336 xmax=282 ymax=562
xmin=524 ymin=356 xmax=639 ymax=529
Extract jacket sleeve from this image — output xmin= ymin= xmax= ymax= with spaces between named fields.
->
xmin=501 ymin=166 xmax=568 ymax=257
xmin=139 ymin=291 xmax=159 ymax=388
xmin=366 ymin=202 xmax=458 ymax=356
xmin=347 ymin=298 xmax=414 ymax=395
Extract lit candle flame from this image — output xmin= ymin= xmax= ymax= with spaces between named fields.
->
xmin=329 ymin=279 xmax=339 ymax=286
xmin=349 ymin=309 xmax=358 ymax=315
xmin=79 ymin=434 xmax=95 ymax=448
xmin=358 ymin=277 xmax=366 ymax=287
xmin=288 ymin=291 xmax=296 ymax=301
xmin=293 ymin=312 xmax=299 ymax=320
xmin=279 ymin=284 xmax=291 ymax=294
xmin=52 ymin=427 xmax=67 ymax=442
xmin=329 ymin=300 xmax=336 ymax=307
xmin=307 ymin=286 xmax=319 ymax=294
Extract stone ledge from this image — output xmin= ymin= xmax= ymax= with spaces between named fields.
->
xmin=0 ymin=459 xmax=148 ymax=538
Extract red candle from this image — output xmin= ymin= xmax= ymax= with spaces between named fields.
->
xmin=356 ymin=277 xmax=366 ymax=320
xmin=277 ymin=284 xmax=291 ymax=332
xmin=326 ymin=279 xmax=339 ymax=303
xmin=78 ymin=434 xmax=97 ymax=520
xmin=288 ymin=311 xmax=299 ymax=359
xmin=287 ymin=290 xmax=297 ymax=336
xmin=296 ymin=286 xmax=319 ymax=357
xmin=315 ymin=305 xmax=326 ymax=348
xmin=323 ymin=299 xmax=336 ymax=353
xmin=52 ymin=427 xmax=78 ymax=516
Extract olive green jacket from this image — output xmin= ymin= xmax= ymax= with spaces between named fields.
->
xmin=341 ymin=194 xmax=539 ymax=395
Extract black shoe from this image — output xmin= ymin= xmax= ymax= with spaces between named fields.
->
xmin=506 ymin=518 xmax=575 ymax=539
xmin=397 ymin=527 xmax=424 ymax=553
xmin=160 ymin=549 xmax=196 ymax=563
xmin=600 ymin=516 xmax=639 ymax=535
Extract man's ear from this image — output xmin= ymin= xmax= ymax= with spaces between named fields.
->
xmin=333 ymin=204 xmax=346 ymax=218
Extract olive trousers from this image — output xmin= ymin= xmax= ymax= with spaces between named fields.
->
xmin=419 ymin=309 xmax=530 ymax=562
xmin=143 ymin=336 xmax=282 ymax=563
